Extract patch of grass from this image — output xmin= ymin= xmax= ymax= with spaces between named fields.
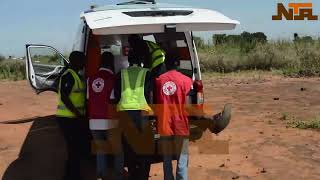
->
xmin=287 ymin=116 xmax=320 ymax=129
xmin=0 ymin=60 xmax=26 ymax=81
xmin=281 ymin=112 xmax=289 ymax=121
xmin=199 ymin=40 xmax=320 ymax=77
xmin=280 ymin=112 xmax=320 ymax=129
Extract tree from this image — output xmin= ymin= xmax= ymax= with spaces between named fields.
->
xmin=240 ymin=31 xmax=252 ymax=41
xmin=211 ymin=32 xmax=268 ymax=52
xmin=294 ymin=33 xmax=313 ymax=43
xmin=252 ymin=32 xmax=267 ymax=43
xmin=213 ymin=34 xmax=227 ymax=45
xmin=240 ymin=32 xmax=255 ymax=53
xmin=225 ymin=35 xmax=242 ymax=44
xmin=294 ymin=33 xmax=299 ymax=41
xmin=301 ymin=36 xmax=313 ymax=42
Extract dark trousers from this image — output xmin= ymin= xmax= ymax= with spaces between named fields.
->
xmin=120 ymin=111 xmax=154 ymax=180
xmin=92 ymin=129 xmax=124 ymax=180
xmin=56 ymin=117 xmax=89 ymax=180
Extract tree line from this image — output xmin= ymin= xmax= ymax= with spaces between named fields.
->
xmin=194 ymin=32 xmax=318 ymax=50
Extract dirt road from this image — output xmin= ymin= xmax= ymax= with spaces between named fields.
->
xmin=0 ymin=76 xmax=320 ymax=180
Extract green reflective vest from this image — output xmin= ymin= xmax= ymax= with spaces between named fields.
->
xmin=117 ymin=65 xmax=152 ymax=112
xmin=56 ymin=69 xmax=85 ymax=118
xmin=146 ymin=41 xmax=166 ymax=69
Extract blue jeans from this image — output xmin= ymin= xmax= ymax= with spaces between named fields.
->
xmin=92 ymin=129 xmax=124 ymax=180
xmin=161 ymin=137 xmax=189 ymax=180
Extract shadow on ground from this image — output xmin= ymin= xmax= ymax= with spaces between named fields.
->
xmin=2 ymin=116 xmax=95 ymax=180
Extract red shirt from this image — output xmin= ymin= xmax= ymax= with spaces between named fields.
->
xmin=155 ymin=70 xmax=193 ymax=136
xmin=87 ymin=68 xmax=117 ymax=130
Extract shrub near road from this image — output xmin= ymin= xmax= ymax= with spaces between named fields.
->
xmin=0 ymin=60 xmax=26 ymax=81
xmin=198 ymin=34 xmax=320 ymax=77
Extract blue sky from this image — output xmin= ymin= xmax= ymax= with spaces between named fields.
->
xmin=0 ymin=0 xmax=320 ymax=56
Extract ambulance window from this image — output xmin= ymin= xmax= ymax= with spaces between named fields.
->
xmin=29 ymin=47 xmax=65 ymax=66
xmin=154 ymin=33 xmax=193 ymax=77
xmin=177 ymin=40 xmax=187 ymax=47
xmin=176 ymin=48 xmax=192 ymax=77
xmin=175 ymin=39 xmax=193 ymax=77
xmin=123 ymin=10 xmax=193 ymax=17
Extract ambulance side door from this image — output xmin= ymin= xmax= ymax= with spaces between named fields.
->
xmin=25 ymin=44 xmax=69 ymax=94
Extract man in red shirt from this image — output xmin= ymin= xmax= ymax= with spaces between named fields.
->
xmin=87 ymin=52 xmax=123 ymax=180
xmin=155 ymin=53 xmax=193 ymax=180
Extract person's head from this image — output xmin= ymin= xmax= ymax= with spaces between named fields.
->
xmin=128 ymin=49 xmax=142 ymax=66
xmin=128 ymin=34 xmax=149 ymax=57
xmin=165 ymin=51 xmax=180 ymax=70
xmin=100 ymin=51 xmax=115 ymax=72
xmin=69 ymin=51 xmax=86 ymax=70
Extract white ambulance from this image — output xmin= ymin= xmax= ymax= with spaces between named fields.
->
xmin=25 ymin=0 xmax=239 ymax=141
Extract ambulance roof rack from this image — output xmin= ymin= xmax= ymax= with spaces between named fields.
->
xmin=117 ymin=0 xmax=156 ymax=5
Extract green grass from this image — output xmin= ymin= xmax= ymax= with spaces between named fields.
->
xmin=198 ymin=40 xmax=320 ymax=77
xmin=0 ymin=60 xmax=26 ymax=81
xmin=281 ymin=112 xmax=290 ymax=121
xmin=281 ymin=113 xmax=320 ymax=130
xmin=287 ymin=117 xmax=320 ymax=129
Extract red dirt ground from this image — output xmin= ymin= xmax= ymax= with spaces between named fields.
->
xmin=0 ymin=76 xmax=320 ymax=180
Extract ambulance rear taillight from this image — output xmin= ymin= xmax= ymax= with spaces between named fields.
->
xmin=194 ymin=80 xmax=204 ymax=108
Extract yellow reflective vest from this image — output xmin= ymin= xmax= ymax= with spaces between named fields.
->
xmin=56 ymin=69 xmax=85 ymax=118
xmin=117 ymin=65 xmax=152 ymax=112
xmin=146 ymin=41 xmax=166 ymax=69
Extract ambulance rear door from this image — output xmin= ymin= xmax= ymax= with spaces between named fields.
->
xmin=81 ymin=6 xmax=239 ymax=35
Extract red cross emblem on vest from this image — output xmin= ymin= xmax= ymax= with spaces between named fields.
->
xmin=163 ymin=81 xmax=177 ymax=96
xmin=92 ymin=78 xmax=104 ymax=93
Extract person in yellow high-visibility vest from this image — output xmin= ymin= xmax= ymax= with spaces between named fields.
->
xmin=114 ymin=50 xmax=154 ymax=180
xmin=56 ymin=51 xmax=86 ymax=180
xmin=128 ymin=34 xmax=167 ymax=77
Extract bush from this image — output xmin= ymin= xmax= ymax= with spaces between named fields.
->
xmin=287 ymin=117 xmax=320 ymax=129
xmin=0 ymin=60 xmax=26 ymax=81
xmin=198 ymin=39 xmax=320 ymax=77
xmin=295 ymin=42 xmax=320 ymax=76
